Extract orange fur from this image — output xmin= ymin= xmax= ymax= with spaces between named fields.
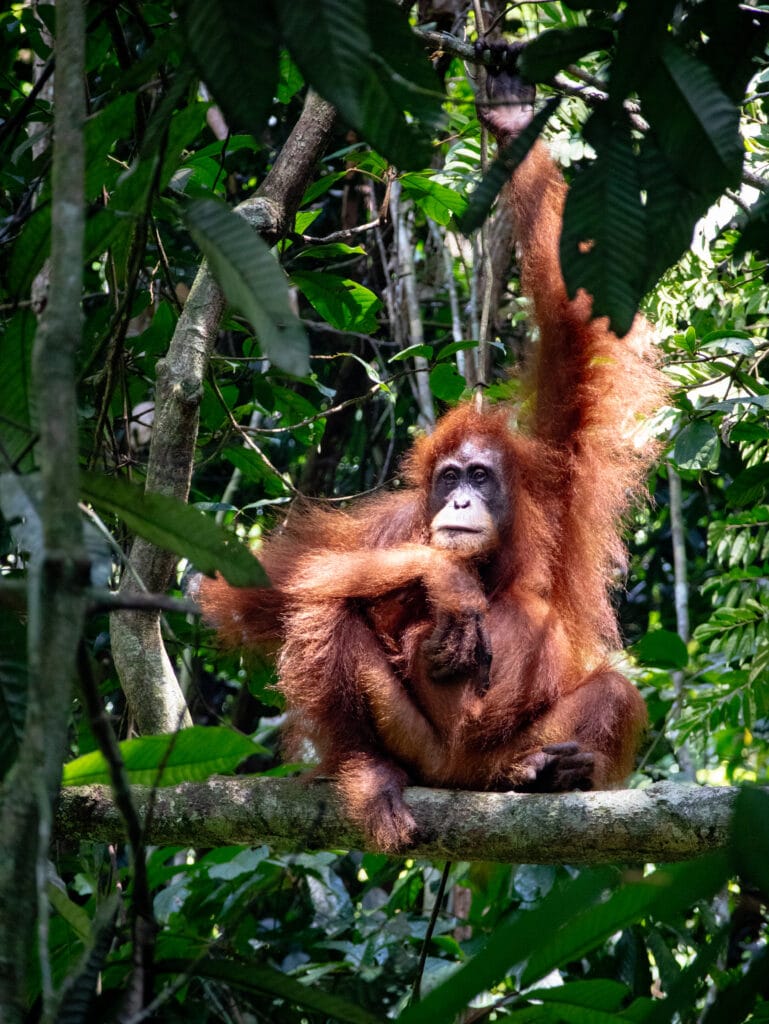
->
xmin=198 ymin=93 xmax=666 ymax=852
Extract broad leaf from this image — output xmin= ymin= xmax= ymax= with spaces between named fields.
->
xmin=397 ymin=868 xmax=619 ymax=1024
xmin=561 ymin=112 xmax=647 ymax=336
xmin=400 ymin=173 xmax=467 ymax=226
xmin=84 ymin=94 xmax=136 ymax=202
xmin=638 ymin=133 xmax=703 ymax=289
xmin=157 ymin=956 xmax=385 ymax=1024
xmin=8 ymin=204 xmax=50 ymax=297
xmin=726 ymin=464 xmax=769 ymax=507
xmin=639 ymin=39 xmax=742 ymax=196
xmin=611 ymin=0 xmax=676 ymax=101
xmin=80 ymin=472 xmax=267 ymax=587
xmin=292 ymin=270 xmax=382 ymax=333
xmin=528 ymin=979 xmax=627 ymax=1012
xmin=429 ymin=363 xmax=467 ymax=403
xmin=180 ymin=0 xmax=279 ymax=138
xmin=186 ymin=198 xmax=309 ymax=376
xmin=701 ymin=947 xmax=769 ymax=1024
xmin=398 ymin=857 xmax=728 ymax=1024
xmin=0 ymin=309 xmax=34 ymax=466
xmin=673 ymin=421 xmax=720 ymax=472
xmin=62 ymin=726 xmax=259 ymax=786
xmin=634 ymin=629 xmax=689 ymax=670
xmin=730 ymin=787 xmax=769 ymax=897
xmin=519 ymin=26 xmax=613 ymax=81
xmin=277 ymin=0 xmax=442 ymax=170
xmin=519 ymin=857 xmax=728 ymax=989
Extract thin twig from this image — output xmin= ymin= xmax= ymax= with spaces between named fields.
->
xmin=295 ymin=217 xmax=381 ymax=244
xmin=410 ymin=861 xmax=452 ymax=1005
xmin=208 ymin=370 xmax=298 ymax=495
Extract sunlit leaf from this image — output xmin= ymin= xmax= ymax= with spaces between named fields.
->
xmin=62 ymin=727 xmax=260 ymax=787
xmin=634 ymin=629 xmax=689 ymax=670
xmin=400 ymin=173 xmax=467 ymax=226
xmin=429 ymin=363 xmax=467 ymax=402
xmin=292 ymin=270 xmax=382 ymax=333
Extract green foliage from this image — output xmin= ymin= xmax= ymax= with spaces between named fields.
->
xmin=2 ymin=0 xmax=769 ymax=1021
xmin=459 ymin=98 xmax=560 ymax=233
xmin=62 ymin=727 xmax=260 ymax=787
xmin=561 ymin=110 xmax=647 ymax=336
xmin=80 ymin=473 xmax=268 ymax=587
xmin=520 ymin=25 xmax=613 ymax=81
xmin=634 ymin=629 xmax=689 ymax=670
xmin=292 ymin=271 xmax=383 ymax=333
xmin=186 ymin=199 xmax=309 ymax=375
xmin=180 ymin=0 xmax=280 ymax=138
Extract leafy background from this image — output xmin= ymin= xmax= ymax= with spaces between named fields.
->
xmin=1 ymin=0 xmax=769 ymax=1021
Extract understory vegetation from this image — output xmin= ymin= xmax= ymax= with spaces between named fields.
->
xmin=1 ymin=1 xmax=769 ymax=1021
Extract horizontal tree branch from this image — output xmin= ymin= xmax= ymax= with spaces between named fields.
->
xmin=56 ymin=779 xmax=744 ymax=863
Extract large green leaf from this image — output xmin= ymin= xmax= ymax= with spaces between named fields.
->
xmin=400 ymin=173 xmax=467 ymax=226
xmin=519 ymin=26 xmax=613 ymax=81
xmin=634 ymin=628 xmax=689 ymax=670
xmin=561 ymin=111 xmax=647 ymax=336
xmin=701 ymin=947 xmax=769 ymax=1024
xmin=80 ymin=471 xmax=267 ymax=587
xmin=397 ymin=868 xmax=618 ymax=1024
xmin=429 ymin=363 xmax=466 ymax=403
xmin=730 ymin=788 xmax=769 ymax=905
xmin=643 ymin=928 xmax=728 ymax=1024
xmin=62 ymin=726 xmax=259 ymax=786
xmin=8 ymin=203 xmax=50 ymax=298
xmin=84 ymin=94 xmax=136 ymax=202
xmin=610 ymin=0 xmax=676 ymax=102
xmin=180 ymin=0 xmax=279 ymax=138
xmin=277 ymin=0 xmax=442 ymax=170
xmin=638 ymin=133 xmax=703 ymax=289
xmin=726 ymin=464 xmax=769 ymax=507
xmin=673 ymin=421 xmax=720 ymax=472
xmin=518 ymin=856 xmax=727 ymax=989
xmin=639 ymin=39 xmax=742 ymax=196
xmin=186 ymin=198 xmax=309 ymax=376
xmin=292 ymin=270 xmax=382 ymax=333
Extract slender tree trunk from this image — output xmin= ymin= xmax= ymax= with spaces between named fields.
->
xmin=0 ymin=2 xmax=87 ymax=1019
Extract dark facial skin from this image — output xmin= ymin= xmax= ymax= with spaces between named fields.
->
xmin=429 ymin=441 xmax=507 ymax=557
